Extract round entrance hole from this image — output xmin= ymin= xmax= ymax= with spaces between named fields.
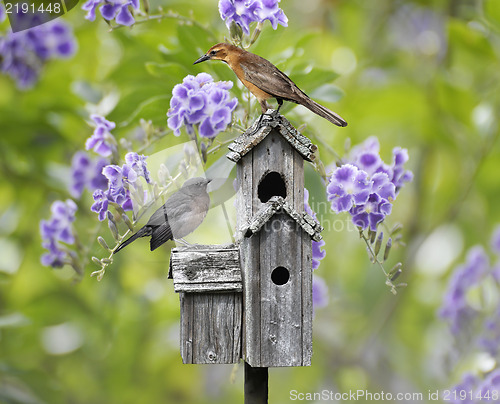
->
xmin=271 ymin=266 xmax=290 ymax=286
xmin=257 ymin=171 xmax=286 ymax=203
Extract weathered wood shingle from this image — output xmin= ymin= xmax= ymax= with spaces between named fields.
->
xmin=243 ymin=196 xmax=323 ymax=242
xmin=226 ymin=111 xmax=317 ymax=163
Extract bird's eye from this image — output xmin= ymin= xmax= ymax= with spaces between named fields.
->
xmin=210 ymin=50 xmax=217 ymax=56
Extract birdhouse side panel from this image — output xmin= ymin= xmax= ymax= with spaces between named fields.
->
xmin=179 ymin=292 xmax=242 ymax=364
xmin=240 ymin=233 xmax=262 ymax=366
xmin=301 ymin=231 xmax=313 ymax=366
xmin=236 ymin=155 xmax=253 ymax=240
xmin=293 ymin=147 xmax=305 ymax=212
xmin=259 ymin=213 xmax=305 ymax=367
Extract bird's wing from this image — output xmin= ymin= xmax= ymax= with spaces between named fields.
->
xmin=240 ymin=56 xmax=307 ymax=103
xmin=150 ymin=223 xmax=173 ymax=251
xmin=146 ymin=202 xmax=170 ymax=227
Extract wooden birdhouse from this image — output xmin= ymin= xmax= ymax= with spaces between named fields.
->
xmin=227 ymin=112 xmax=323 ymax=367
xmin=169 ymin=244 xmax=242 ymax=364
xmin=169 ymin=111 xmax=323 ymax=372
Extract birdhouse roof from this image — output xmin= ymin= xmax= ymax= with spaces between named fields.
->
xmin=243 ymin=196 xmax=323 ymax=242
xmin=226 ymin=111 xmax=317 ymax=163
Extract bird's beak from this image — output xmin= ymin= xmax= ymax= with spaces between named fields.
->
xmin=193 ymin=54 xmax=211 ymax=65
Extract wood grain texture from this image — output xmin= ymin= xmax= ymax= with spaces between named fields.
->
xmin=171 ymin=244 xmax=243 ymax=365
xmin=179 ymin=292 xmax=242 ymax=364
xmin=226 ymin=113 xmax=317 ymax=163
xmin=170 ymin=245 xmax=241 ymax=292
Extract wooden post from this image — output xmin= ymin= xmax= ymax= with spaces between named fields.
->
xmin=244 ymin=362 xmax=268 ymax=404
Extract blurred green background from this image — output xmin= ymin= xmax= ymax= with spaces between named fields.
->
xmin=1 ymin=0 xmax=500 ymax=402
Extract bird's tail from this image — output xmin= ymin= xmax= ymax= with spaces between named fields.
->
xmin=114 ymin=227 xmax=149 ymax=254
xmin=302 ymin=97 xmax=347 ymax=127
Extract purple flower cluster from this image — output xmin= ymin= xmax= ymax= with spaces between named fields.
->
xmin=478 ymin=303 xmax=500 ymax=357
xmin=167 ymin=73 xmax=238 ymax=139
xmin=327 ymin=137 xmax=413 ymax=231
xmin=304 ymin=189 xmax=328 ymax=312
xmin=82 ymin=0 xmax=140 ymax=26
xmin=70 ymin=151 xmax=108 ymax=198
xmin=40 ymin=199 xmax=77 ymax=267
xmin=440 ymin=226 xmax=500 ymax=402
xmin=219 ymin=0 xmax=288 ymax=35
xmin=439 ymin=225 xmax=500 ymax=338
xmin=478 ymin=370 xmax=500 ymax=402
xmin=448 ymin=370 xmax=500 ymax=404
xmin=304 ymin=188 xmax=326 ymax=270
xmin=85 ymin=115 xmax=117 ymax=157
xmin=0 ymin=20 xmax=76 ymax=89
xmin=438 ymin=246 xmax=490 ymax=334
xmin=312 ymin=275 xmax=329 ymax=312
xmin=91 ymin=152 xmax=151 ymax=221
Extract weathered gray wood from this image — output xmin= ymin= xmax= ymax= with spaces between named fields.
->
xmin=243 ymin=196 xmax=323 ymax=242
xmin=259 ymin=213 xmax=303 ymax=367
xmin=301 ymin=232 xmax=313 ymax=365
xmin=226 ymin=112 xmax=317 ymax=163
xmin=170 ymin=245 xmax=241 ymax=292
xmin=240 ymin=232 xmax=261 ymax=366
xmin=180 ymin=292 xmax=242 ymax=364
xmin=171 ymin=244 xmax=243 ymax=365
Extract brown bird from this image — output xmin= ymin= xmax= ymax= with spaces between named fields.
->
xmin=193 ymin=43 xmax=347 ymax=127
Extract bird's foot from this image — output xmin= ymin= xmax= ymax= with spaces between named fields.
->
xmin=255 ymin=109 xmax=280 ymax=129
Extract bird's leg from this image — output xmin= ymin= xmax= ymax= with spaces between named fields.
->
xmin=256 ymin=99 xmax=282 ymax=128
xmin=176 ymin=238 xmax=193 ymax=247
xmin=276 ymin=98 xmax=283 ymax=114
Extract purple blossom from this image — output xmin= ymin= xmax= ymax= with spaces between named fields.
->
xmin=448 ymin=373 xmax=479 ymax=404
xmin=350 ymin=193 xmax=393 ymax=232
xmin=91 ymin=189 xmax=110 ymax=222
xmin=327 ymin=164 xmax=371 ymax=213
xmin=219 ymin=0 xmax=287 ymax=35
xmin=125 ymin=152 xmax=151 ymax=184
xmin=312 ymin=275 xmax=329 ymax=311
xmin=257 ymin=0 xmax=288 ymax=30
xmin=438 ymin=246 xmax=490 ymax=334
xmin=0 ymin=3 xmax=5 ymax=23
xmin=82 ymin=0 xmax=140 ymax=26
xmin=91 ymin=153 xmax=151 ymax=220
xmin=70 ymin=151 xmax=108 ymax=198
xmin=85 ymin=115 xmax=117 ymax=157
xmin=477 ymin=303 xmax=500 ymax=357
xmin=328 ymin=138 xmax=412 ymax=231
xmin=167 ymin=73 xmax=238 ymax=138
xmin=40 ymin=199 xmax=77 ymax=268
xmin=102 ymin=164 xmax=136 ymax=211
xmin=0 ymin=20 xmax=76 ymax=89
xmin=478 ymin=369 xmax=500 ymax=402
xmin=349 ymin=136 xmax=413 ymax=193
xmin=304 ymin=188 xmax=326 ymax=270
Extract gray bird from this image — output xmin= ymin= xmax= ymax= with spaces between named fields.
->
xmin=114 ymin=177 xmax=211 ymax=253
